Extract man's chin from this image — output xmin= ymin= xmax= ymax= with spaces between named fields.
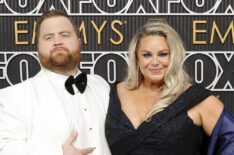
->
xmin=39 ymin=51 xmax=79 ymax=72
xmin=50 ymin=56 xmax=77 ymax=70
xmin=46 ymin=62 xmax=73 ymax=72
xmin=51 ymin=60 xmax=70 ymax=67
xmin=50 ymin=54 xmax=70 ymax=64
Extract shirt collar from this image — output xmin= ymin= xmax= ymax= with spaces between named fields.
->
xmin=42 ymin=67 xmax=80 ymax=90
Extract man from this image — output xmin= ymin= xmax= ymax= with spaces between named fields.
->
xmin=0 ymin=10 xmax=111 ymax=155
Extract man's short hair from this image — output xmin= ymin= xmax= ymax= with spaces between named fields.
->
xmin=35 ymin=10 xmax=79 ymax=42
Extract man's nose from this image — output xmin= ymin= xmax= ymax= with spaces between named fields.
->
xmin=53 ymin=36 xmax=63 ymax=45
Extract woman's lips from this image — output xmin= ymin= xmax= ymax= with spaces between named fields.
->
xmin=149 ymin=68 xmax=162 ymax=73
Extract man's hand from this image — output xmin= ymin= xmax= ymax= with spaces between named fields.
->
xmin=62 ymin=131 xmax=94 ymax=155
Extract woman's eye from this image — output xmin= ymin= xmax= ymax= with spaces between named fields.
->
xmin=143 ymin=53 xmax=151 ymax=58
xmin=159 ymin=53 xmax=168 ymax=57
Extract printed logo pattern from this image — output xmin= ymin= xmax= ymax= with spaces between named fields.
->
xmin=0 ymin=51 xmax=234 ymax=91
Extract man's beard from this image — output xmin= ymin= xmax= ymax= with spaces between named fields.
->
xmin=39 ymin=47 xmax=80 ymax=73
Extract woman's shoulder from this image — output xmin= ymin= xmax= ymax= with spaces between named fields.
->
xmin=184 ymin=83 xmax=223 ymax=116
xmin=178 ymin=83 xmax=210 ymax=103
xmin=197 ymin=95 xmax=224 ymax=119
xmin=199 ymin=95 xmax=223 ymax=108
xmin=116 ymin=81 xmax=125 ymax=90
xmin=114 ymin=81 xmax=137 ymax=102
xmin=189 ymin=85 xmax=224 ymax=135
xmin=116 ymin=82 xmax=133 ymax=94
xmin=110 ymin=82 xmax=131 ymax=99
xmin=186 ymin=82 xmax=223 ymax=111
xmin=184 ymin=83 xmax=224 ymax=135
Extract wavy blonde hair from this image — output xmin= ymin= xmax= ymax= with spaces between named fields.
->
xmin=126 ymin=20 xmax=190 ymax=120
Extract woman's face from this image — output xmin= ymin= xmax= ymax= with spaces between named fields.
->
xmin=137 ymin=35 xmax=170 ymax=84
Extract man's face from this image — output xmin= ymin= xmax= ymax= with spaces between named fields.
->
xmin=38 ymin=16 xmax=81 ymax=72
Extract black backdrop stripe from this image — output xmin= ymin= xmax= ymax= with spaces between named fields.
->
xmin=0 ymin=0 xmax=234 ymax=114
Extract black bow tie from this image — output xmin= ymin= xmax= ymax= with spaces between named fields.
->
xmin=65 ymin=72 xmax=87 ymax=95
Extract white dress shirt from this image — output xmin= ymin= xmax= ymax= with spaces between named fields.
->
xmin=0 ymin=68 xmax=111 ymax=155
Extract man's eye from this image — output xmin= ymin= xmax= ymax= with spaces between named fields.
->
xmin=143 ymin=53 xmax=151 ymax=58
xmin=45 ymin=36 xmax=52 ymax=40
xmin=61 ymin=34 xmax=69 ymax=38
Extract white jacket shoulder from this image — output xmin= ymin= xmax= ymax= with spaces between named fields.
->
xmin=0 ymin=71 xmax=42 ymax=97
xmin=87 ymin=74 xmax=110 ymax=92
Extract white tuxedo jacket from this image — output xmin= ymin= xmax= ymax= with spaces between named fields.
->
xmin=0 ymin=70 xmax=111 ymax=155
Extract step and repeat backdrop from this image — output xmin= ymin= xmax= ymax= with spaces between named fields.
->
xmin=0 ymin=0 xmax=234 ymax=112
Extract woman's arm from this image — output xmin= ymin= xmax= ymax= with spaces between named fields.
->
xmin=199 ymin=96 xmax=224 ymax=136
xmin=198 ymin=96 xmax=234 ymax=155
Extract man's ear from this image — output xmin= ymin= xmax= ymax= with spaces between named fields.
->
xmin=76 ymin=38 xmax=81 ymax=48
xmin=78 ymin=38 xmax=81 ymax=45
xmin=78 ymin=38 xmax=82 ymax=52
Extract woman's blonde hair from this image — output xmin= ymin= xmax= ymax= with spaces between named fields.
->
xmin=126 ymin=19 xmax=190 ymax=120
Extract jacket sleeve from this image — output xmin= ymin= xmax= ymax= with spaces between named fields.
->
xmin=207 ymin=107 xmax=234 ymax=155
xmin=0 ymin=90 xmax=63 ymax=155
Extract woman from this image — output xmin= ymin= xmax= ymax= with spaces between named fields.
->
xmin=105 ymin=20 xmax=234 ymax=155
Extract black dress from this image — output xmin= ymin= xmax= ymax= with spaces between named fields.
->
xmin=105 ymin=84 xmax=211 ymax=155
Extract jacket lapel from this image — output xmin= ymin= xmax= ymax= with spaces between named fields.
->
xmin=31 ymin=70 xmax=70 ymax=144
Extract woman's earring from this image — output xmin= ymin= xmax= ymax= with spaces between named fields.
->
xmin=136 ymin=65 xmax=139 ymax=88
